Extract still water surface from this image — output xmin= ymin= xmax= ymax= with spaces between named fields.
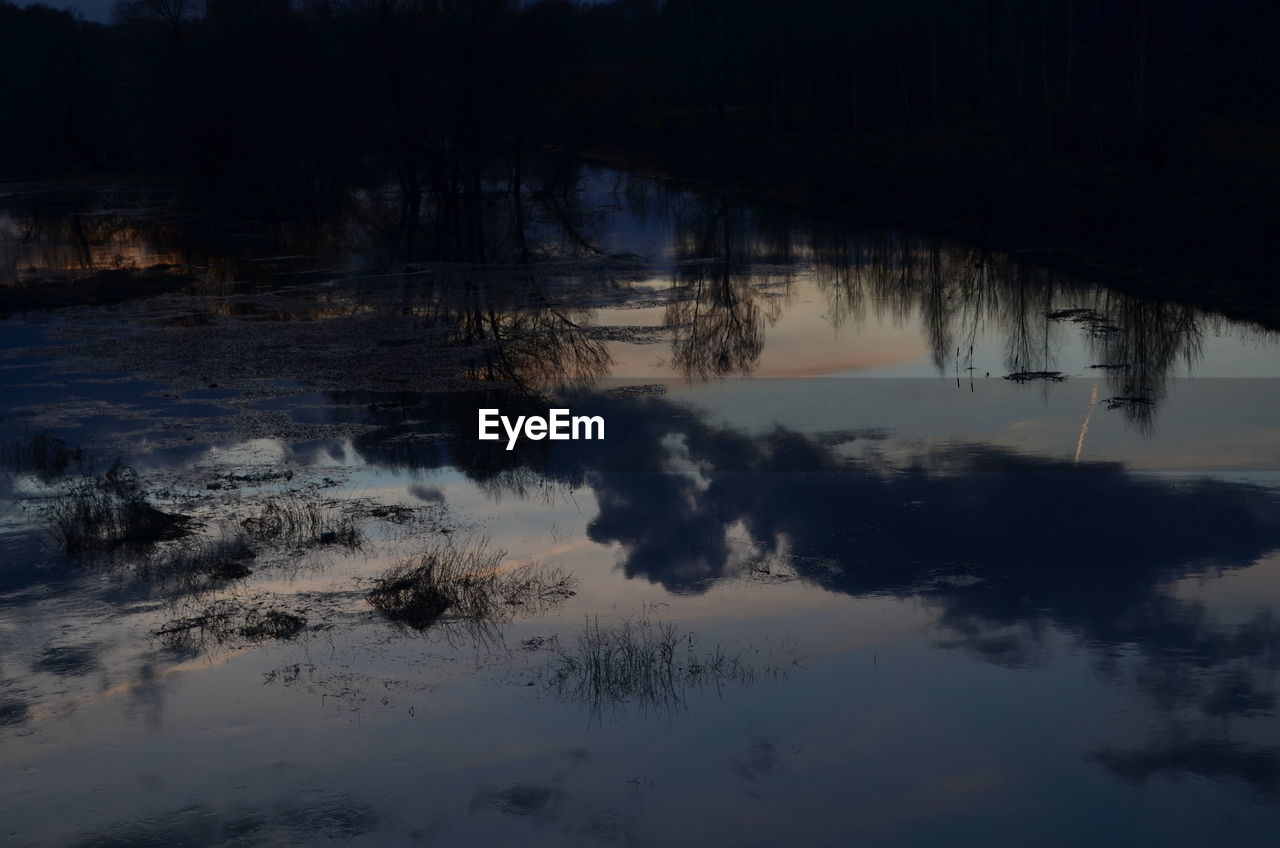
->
xmin=2 ymin=166 xmax=1280 ymax=846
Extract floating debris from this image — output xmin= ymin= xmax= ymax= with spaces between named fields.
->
xmin=1046 ymin=308 xmax=1096 ymax=320
xmin=1004 ymin=371 xmax=1068 ymax=383
xmin=600 ymin=383 xmax=668 ymax=398
xmin=582 ymin=325 xmax=668 ymax=344
xmin=1046 ymin=307 xmax=1121 ymax=336
xmin=1103 ymin=396 xmax=1155 ymax=410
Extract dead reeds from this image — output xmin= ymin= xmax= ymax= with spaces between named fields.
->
xmin=45 ymin=460 xmax=190 ymax=556
xmin=366 ymin=537 xmax=576 ymax=633
xmin=546 ymin=614 xmax=756 ymax=719
xmin=153 ymin=597 xmax=307 ymax=651
xmin=240 ymin=493 xmax=362 ymax=549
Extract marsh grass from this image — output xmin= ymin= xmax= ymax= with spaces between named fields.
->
xmin=366 ymin=538 xmax=576 ymax=634
xmin=138 ymin=530 xmax=256 ymax=594
xmin=46 ymin=460 xmax=190 ymax=557
xmin=1 ymin=432 xmax=89 ymax=481
xmin=547 ymin=615 xmax=757 ymax=719
xmin=153 ymin=597 xmax=307 ymax=652
xmin=241 ymin=494 xmax=362 ymax=549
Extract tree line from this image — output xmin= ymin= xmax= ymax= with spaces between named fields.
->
xmin=2 ymin=0 xmax=1277 ymax=184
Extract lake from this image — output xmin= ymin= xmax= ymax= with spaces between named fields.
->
xmin=3 ymin=163 xmax=1280 ymax=847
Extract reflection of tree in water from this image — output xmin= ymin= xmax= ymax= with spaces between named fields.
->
xmin=7 ymin=168 xmax=1270 ymax=430
xmin=664 ymin=195 xmax=786 ymax=378
xmin=807 ymin=227 xmax=1208 ymax=391
xmin=1085 ymin=294 xmax=1206 ymax=430
xmin=409 ymin=270 xmax=612 ymax=395
xmin=804 ymin=224 xmax=1237 ymax=428
xmin=0 ymin=187 xmax=356 ymax=291
xmin=0 ymin=154 xmax=625 ymax=287
xmin=666 ymin=262 xmax=767 ymax=378
xmin=653 ymin=188 xmax=1243 ymax=428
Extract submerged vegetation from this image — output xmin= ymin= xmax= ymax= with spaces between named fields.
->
xmin=139 ymin=531 xmax=257 ymax=594
xmin=366 ymin=538 xmax=576 ymax=633
xmin=45 ymin=461 xmax=190 ymax=557
xmin=153 ymin=597 xmax=307 ymax=652
xmin=241 ymin=494 xmax=362 ymax=549
xmin=546 ymin=615 xmax=763 ymax=720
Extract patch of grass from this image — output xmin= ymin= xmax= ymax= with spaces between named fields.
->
xmin=1 ymin=432 xmax=88 ymax=481
xmin=241 ymin=494 xmax=362 ymax=549
xmin=139 ymin=531 xmax=256 ymax=593
xmin=153 ymin=598 xmax=307 ymax=652
xmin=366 ymin=538 xmax=576 ymax=632
xmin=46 ymin=460 xmax=190 ymax=557
xmin=546 ymin=615 xmax=756 ymax=720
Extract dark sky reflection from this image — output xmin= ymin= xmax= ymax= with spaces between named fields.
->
xmin=346 ymin=387 xmax=1280 ymax=800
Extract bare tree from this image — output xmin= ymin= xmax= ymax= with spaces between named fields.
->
xmin=113 ymin=0 xmax=197 ymax=30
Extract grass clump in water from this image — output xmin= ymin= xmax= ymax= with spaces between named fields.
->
xmin=46 ymin=460 xmax=190 ymax=557
xmin=241 ymin=494 xmax=362 ymax=549
xmin=366 ymin=538 xmax=576 ymax=632
xmin=140 ymin=531 xmax=256 ymax=593
xmin=547 ymin=615 xmax=757 ymax=719
xmin=153 ymin=598 xmax=307 ymax=651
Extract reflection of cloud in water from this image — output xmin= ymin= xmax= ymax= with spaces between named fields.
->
xmin=469 ymin=783 xmax=566 ymax=818
xmin=32 ymin=645 xmax=100 ymax=678
xmin=408 ymin=484 xmax=444 ymax=503
xmin=464 ymin=748 xmax=649 ymax=845
xmin=350 ymin=389 xmax=1280 ymax=797
xmin=0 ymin=700 xmax=30 ymax=728
xmin=729 ymin=733 xmax=783 ymax=782
xmin=352 ymin=389 xmax=1280 ymax=625
xmin=68 ymin=793 xmax=381 ymax=848
xmin=1090 ymin=740 xmax=1280 ymax=801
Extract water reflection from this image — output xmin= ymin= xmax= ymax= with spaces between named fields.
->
xmin=5 ymin=164 xmax=1280 ymax=839
xmin=354 ymin=388 xmax=1280 ymax=595
xmin=663 ymin=195 xmax=779 ymax=378
xmin=68 ymin=793 xmax=382 ymax=848
xmin=408 ymin=269 xmax=613 ymax=393
xmin=333 ymin=384 xmax=1280 ymax=796
xmin=4 ymin=165 xmax=1270 ymax=431
xmin=1090 ymin=739 xmax=1280 ymax=801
